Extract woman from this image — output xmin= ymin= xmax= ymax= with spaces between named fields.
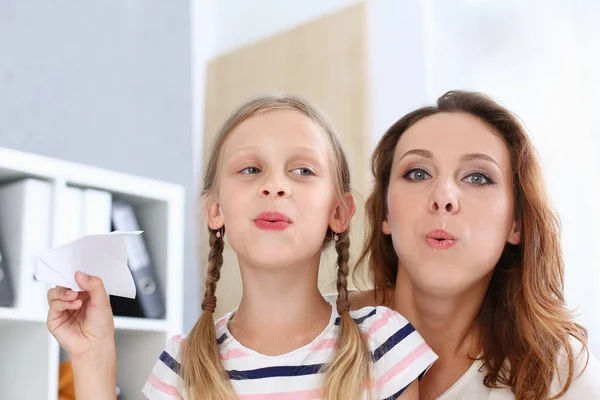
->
xmin=352 ymin=90 xmax=600 ymax=399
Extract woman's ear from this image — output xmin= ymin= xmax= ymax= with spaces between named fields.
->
xmin=382 ymin=216 xmax=391 ymax=235
xmin=329 ymin=192 xmax=356 ymax=233
xmin=507 ymin=217 xmax=522 ymax=245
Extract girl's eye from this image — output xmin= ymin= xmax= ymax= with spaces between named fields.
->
xmin=240 ymin=167 xmax=261 ymax=174
xmin=291 ymin=168 xmax=314 ymax=176
xmin=403 ymin=168 xmax=431 ymax=181
xmin=463 ymin=172 xmax=493 ymax=185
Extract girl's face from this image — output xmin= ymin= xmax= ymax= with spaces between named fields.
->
xmin=384 ymin=112 xmax=521 ymax=296
xmin=207 ymin=109 xmax=352 ymax=269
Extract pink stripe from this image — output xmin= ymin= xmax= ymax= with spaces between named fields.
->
xmin=148 ymin=372 xmax=183 ymax=398
xmin=172 ymin=334 xmax=185 ymax=345
xmin=215 ymin=318 xmax=228 ymax=331
xmin=309 ymin=338 xmax=338 ymax=351
xmin=377 ymin=342 xmax=431 ymax=388
xmin=239 ymin=389 xmax=321 ymax=400
xmin=366 ymin=308 xmax=397 ymax=338
xmin=220 ymin=348 xmax=251 ymax=360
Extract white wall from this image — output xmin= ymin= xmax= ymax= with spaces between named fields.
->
xmin=211 ymin=0 xmax=362 ymax=58
xmin=367 ymin=0 xmax=430 ymax=152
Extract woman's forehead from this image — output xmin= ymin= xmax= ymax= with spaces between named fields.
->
xmin=395 ymin=113 xmax=511 ymax=166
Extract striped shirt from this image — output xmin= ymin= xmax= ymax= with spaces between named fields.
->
xmin=142 ymin=305 xmax=437 ymax=399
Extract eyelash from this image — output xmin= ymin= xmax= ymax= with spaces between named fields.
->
xmin=239 ymin=166 xmax=315 ymax=176
xmin=465 ymin=170 xmax=495 ymax=185
xmin=402 ymin=167 xmax=431 ymax=182
xmin=291 ymin=167 xmax=315 ymax=176
xmin=402 ymin=167 xmax=495 ymax=185
xmin=240 ymin=166 xmax=260 ymax=175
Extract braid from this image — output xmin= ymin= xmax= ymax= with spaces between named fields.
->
xmin=335 ymin=233 xmax=351 ymax=314
xmin=181 ymin=226 xmax=236 ymax=400
xmin=202 ymin=228 xmax=224 ymax=312
xmin=321 ymin=230 xmax=373 ymax=400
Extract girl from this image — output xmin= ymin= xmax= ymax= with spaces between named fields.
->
xmin=47 ymin=94 xmax=437 ymax=400
xmin=352 ymin=90 xmax=600 ymax=399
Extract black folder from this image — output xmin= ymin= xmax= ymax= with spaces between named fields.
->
xmin=109 ymin=200 xmax=165 ymax=319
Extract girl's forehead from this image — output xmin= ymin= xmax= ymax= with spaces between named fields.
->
xmin=222 ymin=109 xmax=333 ymax=159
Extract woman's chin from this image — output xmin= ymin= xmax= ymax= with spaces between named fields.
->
xmin=407 ymin=265 xmax=491 ymax=298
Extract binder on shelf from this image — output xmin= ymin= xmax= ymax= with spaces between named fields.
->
xmin=55 ymin=186 xmax=112 ymax=246
xmin=110 ymin=199 xmax=165 ymax=319
xmin=54 ymin=186 xmax=83 ymax=247
xmin=82 ymin=188 xmax=112 ymax=235
xmin=0 ymin=178 xmax=52 ymax=314
xmin=0 ymin=242 xmax=15 ymax=307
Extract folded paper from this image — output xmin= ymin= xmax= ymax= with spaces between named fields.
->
xmin=35 ymin=231 xmax=139 ymax=298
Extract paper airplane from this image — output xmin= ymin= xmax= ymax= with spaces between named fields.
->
xmin=35 ymin=231 xmax=139 ymax=298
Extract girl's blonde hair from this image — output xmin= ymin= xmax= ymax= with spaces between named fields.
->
xmin=182 ymin=94 xmax=372 ymax=400
xmin=357 ymin=90 xmax=589 ymax=400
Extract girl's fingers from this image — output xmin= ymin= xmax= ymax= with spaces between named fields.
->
xmin=74 ymin=272 xmax=110 ymax=309
xmin=49 ymin=299 xmax=83 ymax=313
xmin=48 ymin=287 xmax=82 ymax=303
xmin=48 ymin=287 xmax=66 ymax=302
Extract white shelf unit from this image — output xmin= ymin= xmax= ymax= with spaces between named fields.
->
xmin=0 ymin=147 xmax=185 ymax=400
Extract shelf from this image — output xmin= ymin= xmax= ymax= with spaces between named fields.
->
xmin=114 ymin=316 xmax=169 ymax=332
xmin=0 ymin=321 xmax=59 ymax=399
xmin=0 ymin=307 xmax=46 ymax=325
xmin=0 ymin=147 xmax=185 ymax=400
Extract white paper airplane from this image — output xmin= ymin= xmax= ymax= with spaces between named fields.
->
xmin=35 ymin=231 xmax=139 ymax=299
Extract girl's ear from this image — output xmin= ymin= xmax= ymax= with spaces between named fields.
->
xmin=205 ymin=194 xmax=225 ymax=230
xmin=329 ymin=193 xmax=355 ymax=233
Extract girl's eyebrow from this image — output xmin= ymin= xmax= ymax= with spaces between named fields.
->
xmin=227 ymin=146 xmax=325 ymax=161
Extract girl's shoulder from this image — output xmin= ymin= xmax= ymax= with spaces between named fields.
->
xmin=142 ymin=334 xmax=186 ymax=399
xmin=347 ymin=305 xmax=416 ymax=345
xmin=152 ymin=311 xmax=233 ymax=365
xmin=346 ymin=306 xmax=438 ymax=398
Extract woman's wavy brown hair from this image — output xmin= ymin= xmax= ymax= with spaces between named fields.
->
xmin=357 ymin=90 xmax=589 ymax=399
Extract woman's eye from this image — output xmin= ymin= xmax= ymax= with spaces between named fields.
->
xmin=291 ymin=168 xmax=314 ymax=176
xmin=404 ymin=168 xmax=431 ymax=181
xmin=464 ymin=172 xmax=492 ymax=185
xmin=240 ymin=167 xmax=260 ymax=174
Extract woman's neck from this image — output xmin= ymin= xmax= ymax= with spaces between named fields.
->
xmin=227 ymin=253 xmax=332 ymax=355
xmin=392 ymin=267 xmax=490 ymax=359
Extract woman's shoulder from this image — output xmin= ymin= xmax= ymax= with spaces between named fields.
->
xmin=348 ymin=288 xmax=391 ymax=309
xmin=550 ymin=337 xmax=600 ymax=398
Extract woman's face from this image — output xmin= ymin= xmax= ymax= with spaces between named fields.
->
xmin=384 ymin=112 xmax=521 ymax=296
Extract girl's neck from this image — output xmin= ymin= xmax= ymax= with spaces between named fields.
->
xmin=227 ymin=253 xmax=333 ymax=356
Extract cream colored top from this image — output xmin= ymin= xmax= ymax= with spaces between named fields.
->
xmin=436 ymin=339 xmax=600 ymax=399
